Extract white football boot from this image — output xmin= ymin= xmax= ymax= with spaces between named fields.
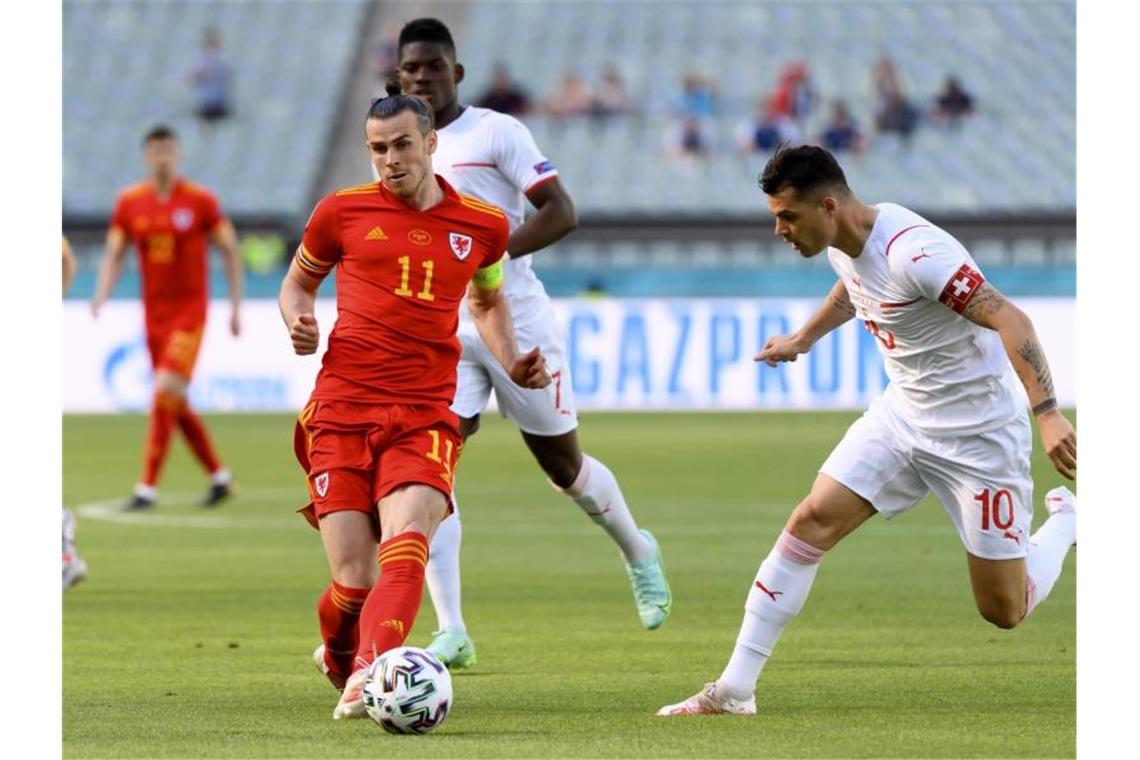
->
xmin=332 ymin=667 xmax=369 ymax=720
xmin=656 ymin=682 xmax=757 ymax=716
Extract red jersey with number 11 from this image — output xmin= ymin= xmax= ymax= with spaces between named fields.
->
xmin=298 ymin=176 xmax=508 ymax=406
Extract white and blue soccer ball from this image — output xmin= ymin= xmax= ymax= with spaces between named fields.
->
xmin=361 ymin=646 xmax=453 ymax=734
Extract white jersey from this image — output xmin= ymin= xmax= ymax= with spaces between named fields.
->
xmin=432 ymin=106 xmax=559 ymax=334
xmin=826 ymin=203 xmax=1025 ymax=435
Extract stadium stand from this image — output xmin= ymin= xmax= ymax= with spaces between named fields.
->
xmin=460 ymin=1 xmax=1075 ymax=216
xmin=63 ymin=0 xmax=368 ymax=221
xmin=62 ymin=0 xmax=1074 ymax=299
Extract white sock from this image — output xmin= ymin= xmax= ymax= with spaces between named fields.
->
xmin=211 ymin=467 xmax=232 ymax=486
xmin=557 ymin=454 xmax=652 ymax=562
xmin=63 ymin=508 xmax=77 ymax=556
xmin=718 ymin=531 xmax=825 ymax=699
xmin=133 ymin=483 xmax=157 ymax=500
xmin=1025 ymin=510 xmax=1076 ymax=617
xmin=426 ymin=492 xmax=466 ymax=633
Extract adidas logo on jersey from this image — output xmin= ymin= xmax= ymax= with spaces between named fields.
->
xmin=365 ymin=226 xmax=388 ymax=241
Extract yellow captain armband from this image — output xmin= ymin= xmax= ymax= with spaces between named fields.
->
xmin=472 ymin=258 xmax=504 ymax=290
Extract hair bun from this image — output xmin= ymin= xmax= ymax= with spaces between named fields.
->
xmin=384 ymin=77 xmax=401 ymax=97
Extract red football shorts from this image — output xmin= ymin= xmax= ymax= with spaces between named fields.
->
xmin=293 ymin=399 xmax=461 ymax=529
xmin=146 ymin=325 xmax=204 ymax=379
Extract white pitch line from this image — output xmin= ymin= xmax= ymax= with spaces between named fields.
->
xmin=75 ymin=488 xmax=305 ymax=529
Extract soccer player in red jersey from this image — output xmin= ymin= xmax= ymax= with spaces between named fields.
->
xmin=280 ymin=90 xmax=550 ymax=720
xmin=91 ymin=125 xmax=243 ymax=510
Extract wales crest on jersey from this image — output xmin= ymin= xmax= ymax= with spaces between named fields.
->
xmin=449 ymin=232 xmax=473 ymax=261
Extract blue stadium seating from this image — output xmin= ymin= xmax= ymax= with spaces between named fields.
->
xmin=459 ymin=1 xmax=1075 ymax=215
xmin=63 ymin=0 xmax=367 ymax=219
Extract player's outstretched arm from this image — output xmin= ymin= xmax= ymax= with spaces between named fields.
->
xmin=961 ymin=282 xmax=1076 ymax=479
xmin=467 ymin=278 xmax=551 ymax=389
xmin=278 ymin=255 xmax=322 ymax=356
xmin=755 ymin=279 xmax=856 ymax=366
xmin=90 ymin=226 xmax=129 ymax=317
xmin=211 ymin=219 xmax=244 ymax=337
xmin=507 ymin=178 xmax=578 ymax=259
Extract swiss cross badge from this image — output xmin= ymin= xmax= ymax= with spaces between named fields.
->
xmin=314 ymin=472 xmax=329 ymax=498
xmin=449 ymin=232 xmax=473 ymax=261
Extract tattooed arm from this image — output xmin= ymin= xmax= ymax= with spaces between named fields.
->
xmin=961 ymin=282 xmax=1076 ymax=479
xmin=755 ymin=279 xmax=855 ymax=366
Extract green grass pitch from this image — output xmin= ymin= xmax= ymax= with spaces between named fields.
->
xmin=63 ymin=411 xmax=1075 ymax=758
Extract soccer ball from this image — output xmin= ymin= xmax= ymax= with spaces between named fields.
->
xmin=361 ymin=646 xmax=453 ymax=734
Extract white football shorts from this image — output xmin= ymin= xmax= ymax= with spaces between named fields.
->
xmin=820 ymin=394 xmax=1034 ymax=560
xmin=451 ymin=312 xmax=578 ymax=437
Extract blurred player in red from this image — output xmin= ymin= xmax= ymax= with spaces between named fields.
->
xmin=91 ymin=125 xmax=244 ymax=510
xmin=280 ymin=90 xmax=550 ymax=720
xmin=63 ymin=236 xmax=87 ymax=590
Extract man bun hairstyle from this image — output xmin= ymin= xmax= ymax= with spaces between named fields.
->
xmin=398 ymin=17 xmax=456 ymax=59
xmin=760 ymin=144 xmax=850 ymax=198
xmin=367 ymin=92 xmax=435 ymax=135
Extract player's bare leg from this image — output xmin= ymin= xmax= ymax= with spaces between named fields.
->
xmin=314 ymin=510 xmax=376 ymax=695
xmin=659 ymin=474 xmax=873 ymax=715
xmin=524 ymin=428 xmax=673 ymax=629
xmin=966 ymin=486 xmax=1076 ymax=629
xmin=335 ymin=486 xmax=448 ymax=720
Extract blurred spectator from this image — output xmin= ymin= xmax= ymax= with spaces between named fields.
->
xmin=542 ymin=70 xmax=594 ymax=117
xmin=475 ymin=62 xmax=531 ymax=115
xmin=665 ymin=116 xmax=712 ymax=160
xmin=877 ymin=90 xmax=920 ymax=138
xmin=593 ymin=65 xmax=634 ymax=118
xmin=737 ymin=98 xmax=800 ymax=154
xmin=769 ymin=61 xmax=816 ymax=121
xmin=872 ymin=56 xmax=919 ymax=139
xmin=819 ymin=100 xmax=865 ymax=153
xmin=872 ymin=56 xmax=903 ymax=110
xmin=676 ymin=71 xmax=716 ymax=118
xmin=372 ymin=21 xmax=401 ymax=83
xmin=931 ymin=75 xmax=976 ymax=124
xmin=191 ymin=27 xmax=233 ymax=121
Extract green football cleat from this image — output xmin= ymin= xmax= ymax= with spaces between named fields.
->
xmin=425 ymin=627 xmax=477 ymax=670
xmin=626 ymin=529 xmax=672 ymax=630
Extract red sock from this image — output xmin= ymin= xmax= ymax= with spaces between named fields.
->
xmin=354 ymin=532 xmax=429 ymax=669
xmin=141 ymin=391 xmax=180 ymax=486
xmin=318 ymin=581 xmax=369 ymax=686
xmin=177 ymin=402 xmax=222 ymax=474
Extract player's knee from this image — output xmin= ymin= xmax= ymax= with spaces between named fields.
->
xmin=975 ymin=596 xmax=1025 ymax=630
xmin=786 ymin=495 xmax=843 ymax=550
xmin=458 ymin=415 xmax=480 ymax=440
xmin=154 ymin=371 xmax=188 ymax=397
xmin=381 ymin=485 xmax=449 ymax=538
xmin=539 ymin=449 xmax=582 ymax=490
xmin=329 ymin=556 xmax=375 ymax=589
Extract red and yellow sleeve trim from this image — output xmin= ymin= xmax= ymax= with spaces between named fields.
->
xmin=295 ymin=243 xmax=334 ymax=277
